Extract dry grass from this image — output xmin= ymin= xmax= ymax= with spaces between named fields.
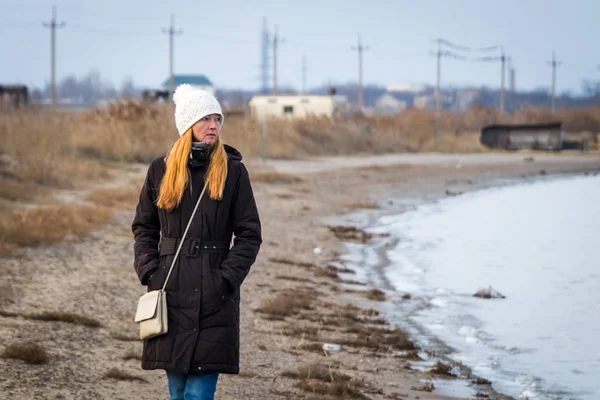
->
xmin=85 ymin=188 xmax=140 ymax=209
xmin=275 ymin=275 xmax=317 ymax=284
xmin=430 ymin=361 xmax=455 ymax=377
xmin=103 ymin=368 xmax=147 ymax=383
xmin=122 ymin=350 xmax=142 ymax=361
xmin=0 ymin=205 xmax=114 ymax=257
xmin=363 ymin=289 xmax=386 ymax=302
xmin=239 ymin=370 xmax=261 ymax=378
xmin=337 ymin=325 xmax=416 ymax=352
xmin=345 ymin=201 xmax=380 ymax=210
xmin=341 ymin=279 xmax=366 ymax=286
xmin=257 ymin=291 xmax=314 ymax=318
xmin=0 ymin=179 xmax=47 ymax=202
xmin=297 ymin=304 xmax=383 ymax=327
xmin=268 ymin=257 xmax=316 ymax=269
xmin=0 ymin=309 xmax=18 ymax=318
xmin=2 ymin=104 xmax=599 ymax=191
xmin=250 ymin=172 xmax=303 ymax=184
xmin=327 ymin=264 xmax=356 ymax=274
xmin=328 ymin=226 xmax=389 ymax=244
xmin=297 ymin=342 xmax=326 ymax=353
xmin=411 ymin=381 xmax=435 ymax=392
xmin=27 ymin=311 xmax=101 ymax=327
xmin=1 ymin=342 xmax=49 ymax=364
xmin=0 ymin=308 xmax=101 ymax=327
xmin=111 ymin=332 xmax=139 ymax=342
xmin=315 ymin=267 xmax=343 ymax=282
xmin=473 ymin=377 xmax=492 ymax=385
xmin=282 ymin=324 xmax=320 ymax=340
xmin=281 ymin=363 xmax=368 ymax=399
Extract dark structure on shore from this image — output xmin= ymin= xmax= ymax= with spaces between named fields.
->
xmin=0 ymin=85 xmax=29 ymax=108
xmin=480 ymin=122 xmax=564 ymax=151
xmin=142 ymin=89 xmax=169 ymax=103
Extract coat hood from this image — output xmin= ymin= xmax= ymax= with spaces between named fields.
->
xmin=223 ymin=144 xmax=242 ymax=162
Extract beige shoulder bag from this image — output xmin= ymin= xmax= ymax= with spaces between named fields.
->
xmin=134 ymin=183 xmax=208 ymax=340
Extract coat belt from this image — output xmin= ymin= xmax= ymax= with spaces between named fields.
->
xmin=159 ymin=237 xmax=231 ymax=257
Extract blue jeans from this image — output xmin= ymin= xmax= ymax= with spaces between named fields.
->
xmin=166 ymin=371 xmax=220 ymax=400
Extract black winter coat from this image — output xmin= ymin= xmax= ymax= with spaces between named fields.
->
xmin=131 ymin=144 xmax=261 ymax=374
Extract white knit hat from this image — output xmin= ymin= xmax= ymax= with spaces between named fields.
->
xmin=173 ymin=84 xmax=224 ymax=136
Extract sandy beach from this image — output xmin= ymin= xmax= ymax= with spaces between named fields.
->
xmin=1 ymin=151 xmax=599 ymax=400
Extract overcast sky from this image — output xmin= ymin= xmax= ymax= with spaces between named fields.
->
xmin=1 ymin=0 xmax=598 ymax=94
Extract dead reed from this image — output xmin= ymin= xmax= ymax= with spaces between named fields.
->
xmin=257 ymin=291 xmax=314 ymax=318
xmin=103 ymin=368 xmax=147 ymax=383
xmin=281 ymin=363 xmax=368 ymax=399
xmin=0 ymin=205 xmax=114 ymax=257
xmin=1 ymin=342 xmax=49 ymax=364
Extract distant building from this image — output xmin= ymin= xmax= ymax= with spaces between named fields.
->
xmin=374 ymin=93 xmax=408 ymax=115
xmin=414 ymin=95 xmax=436 ymax=110
xmin=248 ymin=95 xmax=348 ymax=121
xmin=161 ymin=74 xmax=215 ymax=95
xmin=0 ymin=85 xmax=29 ymax=108
xmin=456 ymin=89 xmax=480 ymax=111
xmin=386 ymin=83 xmax=428 ymax=93
xmin=143 ymin=74 xmax=216 ymax=103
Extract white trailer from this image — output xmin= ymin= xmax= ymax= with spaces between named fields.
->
xmin=248 ymin=95 xmax=348 ymax=121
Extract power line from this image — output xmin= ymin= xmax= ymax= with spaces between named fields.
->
xmin=435 ymin=38 xmax=500 ymax=53
xmin=546 ymin=50 xmax=562 ymax=112
xmin=42 ymin=5 xmax=65 ymax=107
xmin=471 ymin=47 xmax=507 ymax=113
xmin=351 ymin=33 xmax=369 ymax=109
xmin=1 ymin=21 xmax=40 ymax=28
xmin=162 ymin=14 xmax=182 ymax=100
xmin=67 ymin=24 xmax=161 ymax=37
xmin=430 ymin=39 xmax=467 ymax=119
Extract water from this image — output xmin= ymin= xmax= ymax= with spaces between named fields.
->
xmin=349 ymin=174 xmax=600 ymax=399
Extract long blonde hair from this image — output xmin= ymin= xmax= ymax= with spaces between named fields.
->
xmin=156 ymin=128 xmax=228 ymax=211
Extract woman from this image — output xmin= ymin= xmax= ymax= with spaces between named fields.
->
xmin=132 ymin=84 xmax=262 ymax=400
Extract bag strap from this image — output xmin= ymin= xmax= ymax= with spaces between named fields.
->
xmin=161 ymin=183 xmax=208 ymax=292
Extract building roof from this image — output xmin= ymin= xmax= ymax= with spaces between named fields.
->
xmin=161 ymin=74 xmax=213 ymax=88
xmin=481 ymin=122 xmax=563 ymax=133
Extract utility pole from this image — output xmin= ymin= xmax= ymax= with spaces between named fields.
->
xmin=351 ymin=34 xmax=369 ymax=110
xmin=301 ymin=54 xmax=308 ymax=95
xmin=507 ymin=55 xmax=514 ymax=112
xmin=43 ymin=6 xmax=65 ymax=107
xmin=546 ymin=50 xmax=561 ymax=112
xmin=597 ymin=65 xmax=600 ymax=104
xmin=162 ymin=14 xmax=183 ymax=100
xmin=272 ymin=26 xmax=278 ymax=95
xmin=435 ymin=41 xmax=441 ymax=115
xmin=500 ymin=47 xmax=506 ymax=114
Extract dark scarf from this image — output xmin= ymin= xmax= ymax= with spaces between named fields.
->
xmin=190 ymin=141 xmax=212 ymax=164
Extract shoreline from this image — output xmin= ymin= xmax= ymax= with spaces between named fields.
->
xmin=245 ymin=154 xmax=600 ymax=399
xmin=330 ymin=168 xmax=600 ymax=400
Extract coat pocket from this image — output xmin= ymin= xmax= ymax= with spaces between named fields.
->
xmin=211 ymin=269 xmax=228 ymax=301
